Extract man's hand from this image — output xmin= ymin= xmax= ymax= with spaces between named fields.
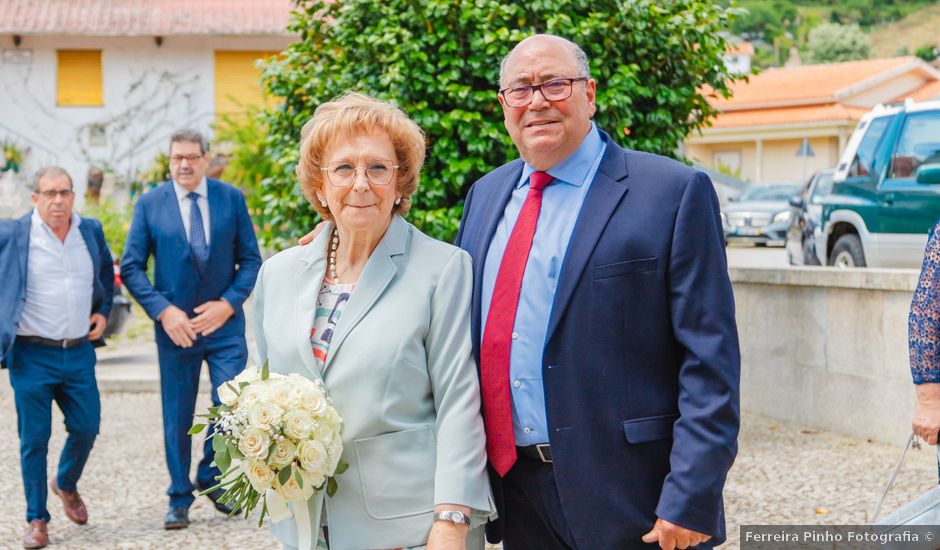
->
xmin=914 ymin=383 xmax=940 ymax=445
xmin=192 ymin=300 xmax=235 ymax=337
xmin=158 ymin=305 xmax=197 ymax=348
xmin=298 ymin=221 xmax=328 ymax=246
xmin=88 ymin=313 xmax=108 ymax=340
xmin=642 ymin=518 xmax=711 ymax=550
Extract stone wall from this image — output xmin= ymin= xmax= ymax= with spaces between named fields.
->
xmin=731 ymin=266 xmax=920 ymax=444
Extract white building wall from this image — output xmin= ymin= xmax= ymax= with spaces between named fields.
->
xmin=0 ymin=34 xmax=292 ymax=208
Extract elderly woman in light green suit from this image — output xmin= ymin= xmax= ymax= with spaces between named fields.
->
xmin=251 ymin=92 xmax=494 ymax=550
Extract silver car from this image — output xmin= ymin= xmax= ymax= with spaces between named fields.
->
xmin=722 ymin=182 xmax=803 ymax=246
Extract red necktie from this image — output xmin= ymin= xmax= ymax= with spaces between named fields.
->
xmin=481 ymin=170 xmax=553 ymax=476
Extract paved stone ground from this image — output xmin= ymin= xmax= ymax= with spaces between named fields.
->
xmin=0 ymin=371 xmax=936 ymax=549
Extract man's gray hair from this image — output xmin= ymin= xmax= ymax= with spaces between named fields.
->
xmin=31 ymin=166 xmax=73 ymax=192
xmin=169 ymin=128 xmax=208 ymax=155
xmin=498 ymin=34 xmax=591 ymax=87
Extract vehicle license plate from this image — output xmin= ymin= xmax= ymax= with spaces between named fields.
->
xmin=737 ymin=227 xmax=761 ymax=236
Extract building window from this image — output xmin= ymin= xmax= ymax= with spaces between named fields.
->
xmin=57 ymin=50 xmax=103 ymax=107
xmin=214 ymin=51 xmax=278 ymax=117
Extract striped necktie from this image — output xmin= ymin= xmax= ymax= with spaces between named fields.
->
xmin=188 ymin=191 xmax=208 ymax=273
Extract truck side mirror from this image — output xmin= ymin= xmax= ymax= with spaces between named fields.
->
xmin=916 ymin=164 xmax=940 ymax=184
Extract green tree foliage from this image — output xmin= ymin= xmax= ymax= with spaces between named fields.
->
xmin=249 ymin=0 xmax=741 ymax=246
xmin=804 ymin=22 xmax=871 ymax=63
xmin=915 ymin=43 xmax=939 ymax=63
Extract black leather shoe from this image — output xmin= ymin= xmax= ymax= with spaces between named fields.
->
xmin=204 ymin=488 xmax=234 ymax=515
xmin=164 ymin=506 xmax=189 ymax=530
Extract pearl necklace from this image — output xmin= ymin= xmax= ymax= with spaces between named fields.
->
xmin=328 ymin=227 xmax=341 ymax=283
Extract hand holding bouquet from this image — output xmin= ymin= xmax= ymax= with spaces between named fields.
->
xmin=189 ymin=362 xmax=347 ymax=525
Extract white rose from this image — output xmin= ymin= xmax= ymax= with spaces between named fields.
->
xmin=302 ymin=468 xmax=326 ymax=491
xmin=267 ymin=379 xmax=298 ymax=409
xmin=282 ymin=410 xmax=315 ymax=441
xmin=234 ymin=365 xmax=261 ymax=385
xmin=238 ymin=383 xmax=267 ymax=409
xmin=326 ymin=440 xmax=343 ymax=474
xmin=299 ymin=388 xmax=328 ymax=416
xmin=217 ymin=381 xmax=239 ymax=407
xmin=242 ymin=459 xmax=275 ymax=492
xmin=274 ymin=471 xmax=315 ymax=501
xmin=238 ymin=426 xmax=271 ymax=459
xmin=269 ymin=438 xmax=296 ymax=469
xmin=297 ymin=440 xmax=329 ymax=475
xmin=248 ymin=402 xmax=283 ymax=431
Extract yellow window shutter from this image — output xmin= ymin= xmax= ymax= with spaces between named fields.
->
xmin=214 ymin=51 xmax=278 ymax=117
xmin=57 ymin=50 xmax=103 ymax=107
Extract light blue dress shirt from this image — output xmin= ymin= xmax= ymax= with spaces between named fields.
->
xmin=481 ymin=123 xmax=607 ymax=446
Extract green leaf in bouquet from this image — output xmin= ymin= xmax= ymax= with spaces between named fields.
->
xmin=294 ymin=469 xmax=303 ymax=488
xmin=212 ymin=433 xmax=226 ymax=453
xmin=187 ymin=423 xmax=207 ymax=435
xmin=335 ymin=458 xmax=349 ymax=475
xmin=226 ymin=439 xmax=244 ymax=460
xmin=208 ymin=406 xmax=219 ymax=414
xmin=227 ymin=381 xmax=242 ymax=395
xmin=326 ymin=476 xmax=338 ymax=497
xmin=239 ymin=381 xmax=249 ymax=389
xmin=216 ymin=447 xmax=232 ymax=473
xmin=278 ymin=464 xmax=292 ymax=486
xmin=261 ymin=359 xmax=270 ymax=381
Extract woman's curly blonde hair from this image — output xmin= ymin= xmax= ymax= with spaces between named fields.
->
xmin=296 ymin=92 xmax=427 ymax=220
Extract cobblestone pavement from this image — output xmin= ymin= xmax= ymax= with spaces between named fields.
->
xmin=0 ymin=385 xmax=935 ymax=549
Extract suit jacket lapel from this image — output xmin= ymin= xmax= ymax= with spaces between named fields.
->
xmin=469 ymin=161 xmax=523 ymax=350
xmin=294 ymin=228 xmax=329 ymax=381
xmin=16 ymin=213 xmax=30 ymax=283
xmin=546 ymin=136 xmax=630 ymax=342
xmin=206 ymin=179 xmax=221 ymax=260
xmin=161 ymin=182 xmax=193 ymax=265
xmin=77 ymin=218 xmax=101 ymax=277
xmin=322 ymin=215 xmax=407 ymax=374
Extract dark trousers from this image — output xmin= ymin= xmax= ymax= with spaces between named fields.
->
xmin=157 ymin=335 xmax=246 ymax=508
xmin=501 ymin=455 xmax=577 ymax=550
xmin=9 ymin=340 xmax=100 ymax=523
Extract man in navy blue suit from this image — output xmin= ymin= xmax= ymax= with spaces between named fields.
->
xmin=0 ymin=167 xmax=114 ymax=549
xmin=121 ymin=129 xmax=261 ymax=529
xmin=455 ymin=35 xmax=741 ymax=550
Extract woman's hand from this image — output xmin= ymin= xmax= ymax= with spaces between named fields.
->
xmin=913 ymin=383 xmax=940 ymax=444
xmin=298 ymin=221 xmax=328 ymax=245
xmin=426 ymin=522 xmax=467 ymax=550
xmin=426 ymin=504 xmax=470 ymax=550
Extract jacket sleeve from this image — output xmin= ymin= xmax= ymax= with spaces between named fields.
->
xmin=121 ymin=198 xmax=171 ymax=320
xmin=426 ymin=249 xmax=494 ymax=522
xmin=910 ymin=221 xmax=940 ymax=383
xmin=250 ymin=261 xmax=268 ymax=368
xmin=220 ymin=189 xmax=262 ymax=310
xmin=655 ymin=171 xmax=741 ymax=537
xmin=93 ymin=220 xmax=115 ymax=318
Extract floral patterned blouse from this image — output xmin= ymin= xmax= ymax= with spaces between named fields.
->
xmin=910 ymin=219 xmax=940 ymax=384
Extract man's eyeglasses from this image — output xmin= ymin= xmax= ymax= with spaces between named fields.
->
xmin=320 ymin=159 xmax=399 ymax=187
xmin=37 ymin=189 xmax=74 ymax=199
xmin=170 ymin=154 xmax=204 ymax=164
xmin=499 ymin=77 xmax=589 ymax=108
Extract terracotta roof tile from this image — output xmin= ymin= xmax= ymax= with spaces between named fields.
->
xmin=895 ymin=80 xmax=940 ymax=102
xmin=710 ymin=57 xmax=923 ymax=108
xmin=0 ymin=0 xmax=294 ymax=36
xmin=707 ymin=103 xmax=870 ymax=129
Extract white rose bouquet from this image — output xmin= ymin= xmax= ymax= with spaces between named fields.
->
xmin=189 ymin=362 xmax=346 ymax=526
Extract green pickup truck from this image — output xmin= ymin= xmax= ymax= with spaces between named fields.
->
xmin=818 ymin=100 xmax=940 ymax=267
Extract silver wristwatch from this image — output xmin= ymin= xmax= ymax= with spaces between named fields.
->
xmin=433 ymin=510 xmax=470 ymax=525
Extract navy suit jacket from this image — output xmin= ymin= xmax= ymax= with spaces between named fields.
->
xmin=120 ymin=179 xmax=261 ymax=346
xmin=455 ymin=131 xmax=741 ymax=549
xmin=0 ymin=212 xmax=115 ymax=366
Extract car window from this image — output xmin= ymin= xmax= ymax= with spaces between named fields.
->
xmin=809 ymin=173 xmax=834 ymax=203
xmin=848 ymin=116 xmax=892 ymax=178
xmin=739 ymin=185 xmax=802 ymax=201
xmin=889 ymin=111 xmax=940 ymax=180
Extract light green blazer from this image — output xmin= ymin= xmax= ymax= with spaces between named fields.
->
xmin=252 ymin=215 xmax=495 ymax=550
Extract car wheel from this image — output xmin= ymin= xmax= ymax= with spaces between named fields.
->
xmin=828 ymin=234 xmax=866 ymax=268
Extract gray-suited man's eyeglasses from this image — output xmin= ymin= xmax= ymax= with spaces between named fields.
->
xmin=499 ymin=77 xmax=588 ymax=108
